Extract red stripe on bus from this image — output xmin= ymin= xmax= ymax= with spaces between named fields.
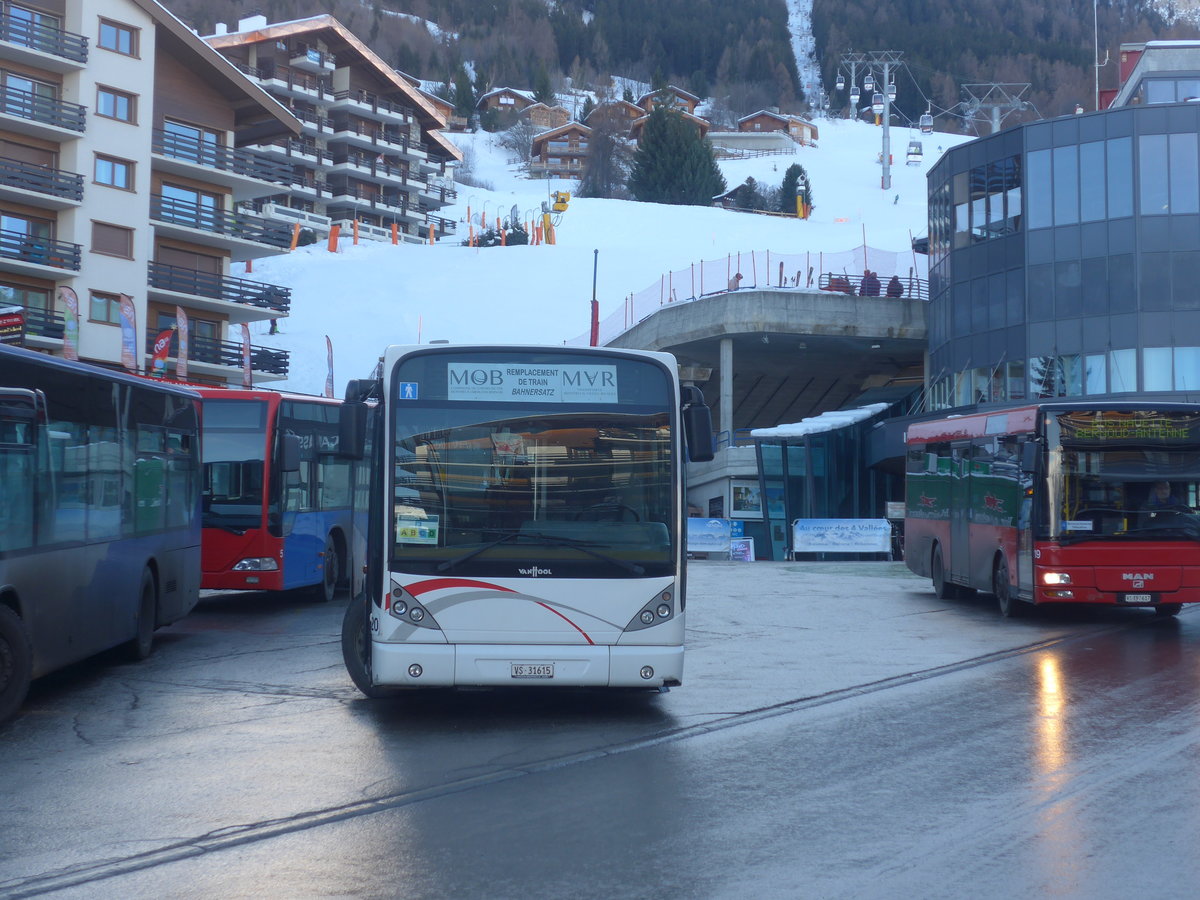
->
xmin=406 ymin=577 xmax=516 ymax=597
xmin=536 ymin=602 xmax=595 ymax=645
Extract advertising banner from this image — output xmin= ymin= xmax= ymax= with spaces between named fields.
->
xmin=58 ymin=286 xmax=79 ymax=360
xmin=0 ymin=306 xmax=24 ymax=345
xmin=119 ymin=294 xmax=137 ymax=372
xmin=791 ymin=519 xmax=892 ymax=554
xmin=241 ymin=323 xmax=251 ymax=388
xmin=686 ymin=518 xmax=732 ymax=554
xmin=175 ymin=306 xmax=189 ymax=380
xmin=325 ymin=335 xmax=334 ymax=398
xmin=150 ymin=328 xmax=174 ymax=377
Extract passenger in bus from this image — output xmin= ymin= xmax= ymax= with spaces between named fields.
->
xmin=1143 ymin=480 xmax=1184 ymax=511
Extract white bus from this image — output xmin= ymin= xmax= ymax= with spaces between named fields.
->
xmin=340 ymin=344 xmax=713 ymax=693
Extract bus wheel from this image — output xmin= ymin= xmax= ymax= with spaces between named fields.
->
xmin=1155 ymin=604 xmax=1183 ymax=618
xmin=341 ymin=594 xmax=393 ymax=698
xmin=126 ymin=569 xmax=158 ymax=661
xmin=312 ymin=536 xmax=339 ymax=603
xmin=0 ymin=605 xmax=32 ymax=723
xmin=931 ymin=545 xmax=958 ymax=599
xmin=994 ymin=559 xmax=1024 ymax=618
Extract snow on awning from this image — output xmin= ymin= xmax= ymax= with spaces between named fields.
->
xmin=750 ymin=403 xmax=891 ymax=440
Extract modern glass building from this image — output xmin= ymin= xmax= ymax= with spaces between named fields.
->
xmin=925 ymin=43 xmax=1200 ymax=410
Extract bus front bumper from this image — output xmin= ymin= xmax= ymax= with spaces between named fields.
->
xmin=372 ymin=643 xmax=684 ymax=688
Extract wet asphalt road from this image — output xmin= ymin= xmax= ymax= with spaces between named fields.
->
xmin=2 ymin=562 xmax=1200 ymax=899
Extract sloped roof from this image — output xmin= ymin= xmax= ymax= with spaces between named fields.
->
xmin=637 ymin=85 xmax=701 ymax=105
xmin=204 ymin=15 xmax=461 ymax=161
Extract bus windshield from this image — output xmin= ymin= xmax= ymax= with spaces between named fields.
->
xmin=390 ymin=353 xmax=674 ymax=578
xmin=1049 ymin=409 xmax=1200 ymax=541
xmin=202 ymin=398 xmax=268 ymax=530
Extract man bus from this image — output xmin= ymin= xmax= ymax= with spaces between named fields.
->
xmin=339 ymin=344 xmax=713 ymax=694
xmin=196 ymin=388 xmax=369 ymax=602
xmin=905 ymin=401 xmax=1200 ymax=618
xmin=0 ymin=344 xmax=201 ymax=722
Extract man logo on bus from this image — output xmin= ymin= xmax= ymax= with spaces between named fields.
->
xmin=919 ymin=494 xmax=936 ymax=507
xmin=984 ymin=493 xmax=1004 ymax=511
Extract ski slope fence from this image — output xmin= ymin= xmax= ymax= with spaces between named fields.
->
xmin=576 ymin=245 xmax=929 ymax=346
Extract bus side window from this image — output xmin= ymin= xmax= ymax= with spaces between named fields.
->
xmin=0 ymin=429 xmax=34 ymax=552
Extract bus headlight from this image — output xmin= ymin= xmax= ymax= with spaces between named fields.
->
xmin=640 ymin=610 xmax=655 ymax=624
xmin=1042 ymin=572 xmax=1072 ymax=585
xmin=624 ymin=588 xmax=677 ymax=632
xmin=233 ymin=558 xmax=280 ymax=571
xmin=656 ymin=603 xmax=671 ymax=618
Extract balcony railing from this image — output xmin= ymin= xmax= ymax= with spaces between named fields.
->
xmin=152 ymin=130 xmax=292 ymax=185
xmin=332 ymin=89 xmax=415 ymax=123
xmin=0 ymin=228 xmax=80 ymax=269
xmin=145 ymin=331 xmax=289 ymax=377
xmin=426 ymin=214 xmax=456 ymax=235
xmin=0 ymin=12 xmax=87 ymax=63
xmin=7 ymin=304 xmax=63 ymax=339
xmin=0 ymin=155 xmax=82 ymax=201
xmin=0 ymin=85 xmax=85 ymax=131
xmin=148 ymin=262 xmax=292 ymax=313
xmin=151 ymin=195 xmax=293 ymax=249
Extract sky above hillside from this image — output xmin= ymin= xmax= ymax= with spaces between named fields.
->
xmin=248 ymin=119 xmax=972 ymax=396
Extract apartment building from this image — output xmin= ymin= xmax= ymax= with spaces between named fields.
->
xmin=205 ymin=15 xmax=462 ymax=245
xmin=0 ymin=0 xmax=302 ymax=384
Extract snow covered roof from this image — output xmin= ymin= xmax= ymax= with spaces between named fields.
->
xmin=750 ymin=404 xmax=891 ymax=440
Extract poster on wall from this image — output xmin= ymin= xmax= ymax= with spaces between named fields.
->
xmin=792 ymin=519 xmax=891 ymax=554
xmin=731 ymin=482 xmax=762 ymax=517
xmin=730 ymin=537 xmax=755 ymax=561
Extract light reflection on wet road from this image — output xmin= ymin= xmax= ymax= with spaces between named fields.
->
xmin=3 ymin=563 xmax=1200 ymax=898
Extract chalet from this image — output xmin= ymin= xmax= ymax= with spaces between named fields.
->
xmin=629 ymin=109 xmax=710 ymax=144
xmin=477 ymin=87 xmax=537 ymax=115
xmin=585 ymin=100 xmax=644 ymax=135
xmin=520 ymin=103 xmax=571 ymax=130
xmin=420 ymin=89 xmax=469 ymax=132
xmin=637 ymin=85 xmax=701 ymax=115
xmin=737 ymin=110 xmax=819 ymax=145
xmin=530 ymin=122 xmax=591 ymax=178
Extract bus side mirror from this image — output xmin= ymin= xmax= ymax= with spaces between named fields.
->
xmin=1021 ymin=441 xmax=1038 ymax=472
xmin=280 ymin=433 xmax=301 ymax=473
xmin=338 ymin=401 xmax=367 ymax=460
xmin=681 ymin=385 xmax=714 ymax=463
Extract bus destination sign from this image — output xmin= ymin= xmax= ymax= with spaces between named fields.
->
xmin=1058 ymin=410 xmax=1200 ymax=444
xmin=447 ymin=363 xmax=619 ymax=403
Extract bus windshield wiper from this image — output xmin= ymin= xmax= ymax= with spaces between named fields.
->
xmin=436 ymin=530 xmax=645 ymax=575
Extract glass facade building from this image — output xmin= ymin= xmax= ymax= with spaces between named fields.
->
xmin=927 ymin=102 xmax=1200 ymax=410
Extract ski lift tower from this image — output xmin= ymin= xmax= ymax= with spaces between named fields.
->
xmin=960 ymin=83 xmax=1033 ymax=135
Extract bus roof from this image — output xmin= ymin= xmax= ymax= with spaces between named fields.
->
xmin=0 ymin=344 xmax=201 ymax=400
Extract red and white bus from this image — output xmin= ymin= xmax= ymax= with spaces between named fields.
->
xmin=905 ymin=402 xmax=1200 ymax=617
xmin=197 ymin=388 xmax=369 ymax=601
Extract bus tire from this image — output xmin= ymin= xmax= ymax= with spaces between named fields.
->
xmin=931 ymin=545 xmax=958 ymax=599
xmin=341 ymin=594 xmax=393 ymax=698
xmin=0 ymin=604 xmax=32 ymax=724
xmin=126 ymin=569 xmax=158 ymax=661
xmin=312 ymin=536 xmax=339 ymax=603
xmin=993 ymin=558 xmax=1024 ymax=618
xmin=1155 ymin=604 xmax=1183 ymax=618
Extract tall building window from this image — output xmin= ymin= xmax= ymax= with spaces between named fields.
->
xmin=89 ymin=290 xmax=121 ymax=324
xmin=98 ymin=19 xmax=137 ymax=56
xmin=94 ymin=154 xmax=133 ymax=189
xmin=96 ymin=86 xmax=135 ymax=123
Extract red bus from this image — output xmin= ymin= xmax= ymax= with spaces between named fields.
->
xmin=197 ymin=388 xmax=368 ymax=601
xmin=904 ymin=402 xmax=1200 ymax=618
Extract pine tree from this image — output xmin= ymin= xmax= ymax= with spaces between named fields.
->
xmin=628 ymin=106 xmax=726 ymax=206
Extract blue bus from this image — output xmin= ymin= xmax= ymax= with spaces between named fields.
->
xmin=0 ymin=344 xmax=202 ymax=722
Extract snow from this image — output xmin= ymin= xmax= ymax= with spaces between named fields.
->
xmin=750 ymin=403 xmax=891 ymax=439
xmin=248 ymin=118 xmax=973 ymax=396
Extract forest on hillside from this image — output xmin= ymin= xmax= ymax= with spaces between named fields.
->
xmin=169 ymin=0 xmax=1200 ymax=130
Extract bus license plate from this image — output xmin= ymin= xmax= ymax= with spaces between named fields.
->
xmin=511 ymin=663 xmax=554 ymax=679
xmin=1122 ymin=593 xmax=1153 ymax=603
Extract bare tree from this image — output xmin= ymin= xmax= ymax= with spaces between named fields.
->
xmin=498 ymin=119 xmax=542 ymax=170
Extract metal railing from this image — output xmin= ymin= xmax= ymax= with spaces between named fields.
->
xmin=8 ymin=304 xmax=64 ymax=339
xmin=818 ymin=272 xmax=928 ymax=301
xmin=0 ymin=85 xmax=85 ymax=131
xmin=332 ymin=89 xmax=415 ymax=123
xmin=145 ymin=331 xmax=289 ymax=377
xmin=0 ymin=228 xmax=80 ymax=269
xmin=0 ymin=155 xmax=82 ymax=201
xmin=150 ymin=195 xmax=293 ymax=248
xmin=147 ymin=262 xmax=292 ymax=313
xmin=0 ymin=12 xmax=87 ymax=63
xmin=152 ymin=130 xmax=292 ymax=185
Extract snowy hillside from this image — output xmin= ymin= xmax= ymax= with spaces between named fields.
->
xmin=249 ymin=119 xmax=972 ymax=395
